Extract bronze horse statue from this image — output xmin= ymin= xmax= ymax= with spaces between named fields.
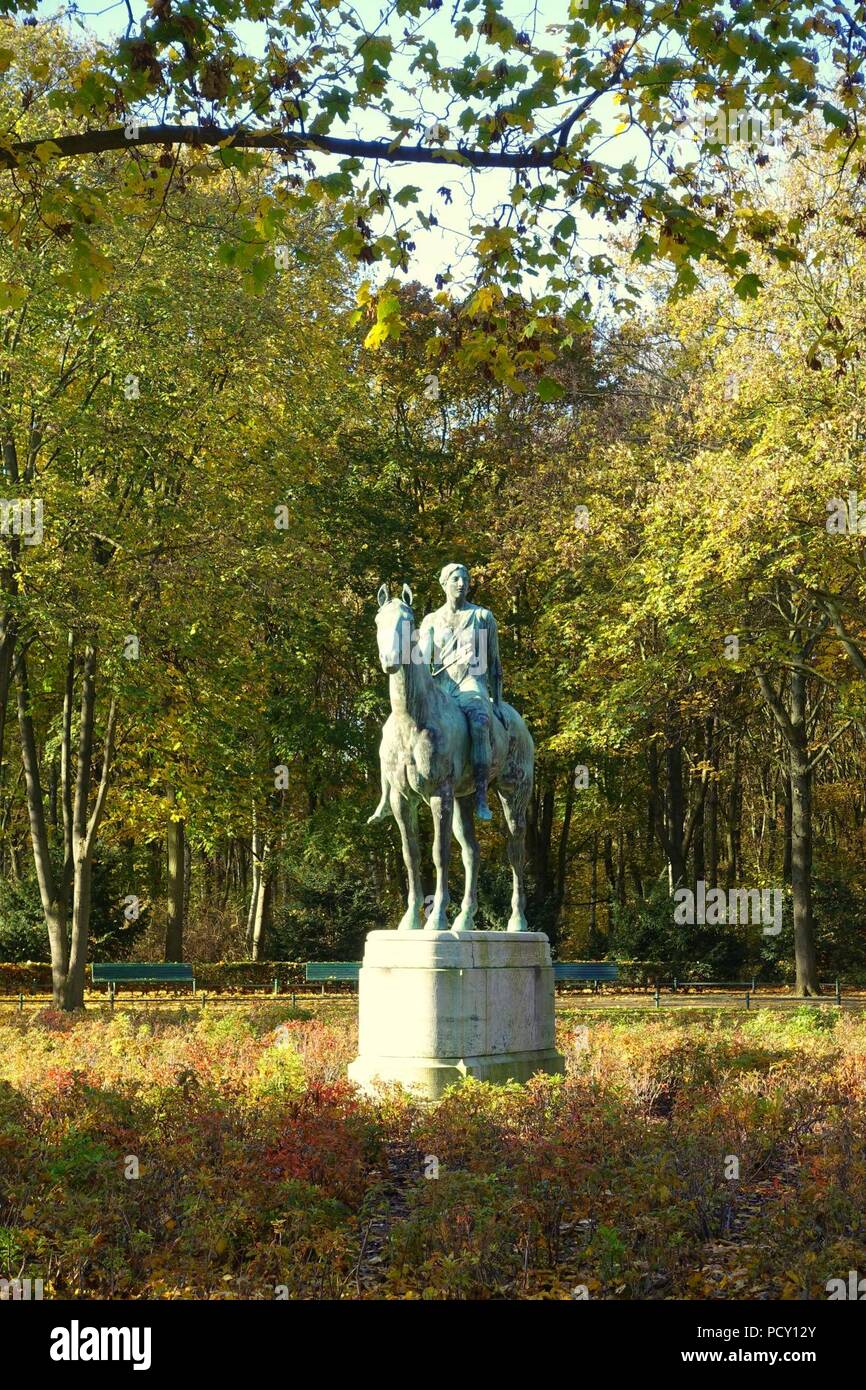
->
xmin=368 ymin=584 xmax=534 ymax=932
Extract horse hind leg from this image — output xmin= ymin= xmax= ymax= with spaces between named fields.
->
xmin=498 ymin=788 xmax=529 ymax=932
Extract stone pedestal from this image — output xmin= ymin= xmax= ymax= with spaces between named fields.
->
xmin=348 ymin=929 xmax=565 ymax=1101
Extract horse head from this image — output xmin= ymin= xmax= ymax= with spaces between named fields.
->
xmin=374 ymin=582 xmax=417 ymax=674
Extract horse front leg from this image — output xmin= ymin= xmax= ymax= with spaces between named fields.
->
xmin=391 ymin=789 xmax=424 ymax=930
xmin=498 ymin=790 xmax=529 ymax=932
xmin=427 ymin=785 xmax=454 ymax=931
xmin=451 ymin=794 xmax=479 ymax=931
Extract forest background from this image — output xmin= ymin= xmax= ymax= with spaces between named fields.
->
xmin=3 ymin=5 xmax=866 ymax=1003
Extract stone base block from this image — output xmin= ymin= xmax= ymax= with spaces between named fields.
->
xmin=348 ymin=929 xmax=565 ymax=1101
xmin=348 ymin=1048 xmax=565 ymax=1098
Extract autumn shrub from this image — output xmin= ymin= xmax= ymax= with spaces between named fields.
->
xmin=2 ymin=1006 xmax=866 ymax=1299
xmin=265 ymin=1081 xmax=383 ymax=1207
xmin=385 ymin=1170 xmax=526 ymax=1298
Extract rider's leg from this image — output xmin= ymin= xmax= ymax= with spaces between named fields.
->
xmin=468 ymin=708 xmax=493 ymax=821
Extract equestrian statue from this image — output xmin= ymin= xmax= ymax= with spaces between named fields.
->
xmin=368 ymin=563 xmax=534 ymax=933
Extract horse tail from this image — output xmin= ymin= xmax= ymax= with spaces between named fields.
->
xmin=367 ymin=769 xmax=391 ymax=824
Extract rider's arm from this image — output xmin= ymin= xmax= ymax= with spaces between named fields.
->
xmin=486 ymin=611 xmax=503 ymax=706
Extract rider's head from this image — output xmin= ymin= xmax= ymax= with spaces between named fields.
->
xmin=439 ymin=563 xmax=469 ymax=604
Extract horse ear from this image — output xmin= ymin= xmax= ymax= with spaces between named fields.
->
xmin=402 ymin=583 xmax=414 ymax=608
xmin=377 ymin=583 xmax=389 ymax=608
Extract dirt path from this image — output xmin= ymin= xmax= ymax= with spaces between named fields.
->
xmin=354 ymin=1140 xmax=422 ymax=1295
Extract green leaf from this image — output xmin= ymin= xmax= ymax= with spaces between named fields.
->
xmin=632 ymin=233 xmax=656 ymax=265
xmin=537 ymin=376 xmax=565 ymax=402
xmin=734 ymin=273 xmax=762 ymax=300
xmin=0 ymin=282 xmax=27 ymax=312
xmin=822 ymin=102 xmax=850 ymax=132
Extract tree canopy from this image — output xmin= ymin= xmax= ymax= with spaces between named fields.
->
xmin=4 ymin=3 xmax=866 ymax=381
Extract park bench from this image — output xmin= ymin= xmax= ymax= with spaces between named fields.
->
xmin=553 ymin=962 xmax=619 ymax=994
xmin=669 ymin=978 xmax=757 ymax=994
xmin=91 ymin=962 xmax=195 ymax=1003
xmin=305 ymin=962 xmax=360 ymax=994
xmin=665 ymin=978 xmax=842 ymax=1005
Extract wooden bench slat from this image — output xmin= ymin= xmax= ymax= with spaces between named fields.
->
xmin=91 ymin=964 xmax=194 ymax=982
xmin=305 ymin=963 xmax=360 ymax=982
xmin=553 ymin=963 xmax=618 ymax=981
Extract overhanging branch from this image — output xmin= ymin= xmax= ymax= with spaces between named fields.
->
xmin=0 ymin=123 xmax=569 ymax=171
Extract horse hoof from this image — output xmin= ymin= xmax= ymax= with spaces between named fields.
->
xmin=452 ymin=911 xmax=475 ymax=932
xmin=506 ymin=918 xmax=528 ymax=932
xmin=425 ymin=913 xmax=449 ymax=933
xmin=398 ymin=912 xmax=423 ymax=931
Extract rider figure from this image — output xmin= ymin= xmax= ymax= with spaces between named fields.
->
xmin=420 ymin=563 xmax=503 ymax=821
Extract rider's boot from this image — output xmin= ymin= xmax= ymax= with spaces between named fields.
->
xmin=471 ymin=721 xmax=493 ymax=821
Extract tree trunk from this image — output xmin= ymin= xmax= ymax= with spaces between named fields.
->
xmin=15 ymin=645 xmax=69 ymax=1005
xmin=553 ymin=771 xmax=575 ymax=946
xmin=251 ymin=847 xmax=270 ymax=961
xmin=789 ymin=670 xmax=819 ymax=995
xmin=65 ymin=853 xmax=93 ymax=1011
xmin=64 ymin=645 xmax=116 ymax=1011
xmin=589 ymin=833 xmax=598 ymax=949
xmin=782 ymin=772 xmax=793 ymax=884
xmin=724 ymin=743 xmax=741 ymax=891
xmin=16 ymin=638 xmax=116 ymax=1010
xmin=528 ymin=776 xmax=555 ymax=901
xmin=756 ymin=661 xmax=819 ymax=996
xmin=705 ymin=719 xmax=718 ymax=890
xmin=247 ymin=816 xmax=263 ymax=954
xmin=603 ymin=835 xmax=615 ymax=933
xmin=692 ymin=726 xmax=705 ymax=894
xmin=626 ymin=828 xmax=643 ymax=898
xmin=165 ymin=789 xmax=185 ymax=961
xmin=665 ymin=713 xmax=686 ymax=888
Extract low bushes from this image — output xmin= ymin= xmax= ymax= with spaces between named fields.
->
xmin=0 ymin=1005 xmax=863 ymax=1299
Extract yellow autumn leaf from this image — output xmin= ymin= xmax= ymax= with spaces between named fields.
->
xmin=33 ymin=141 xmax=64 ymax=163
xmin=467 ymin=285 xmax=502 ymax=317
xmin=363 ymin=320 xmax=391 ymax=349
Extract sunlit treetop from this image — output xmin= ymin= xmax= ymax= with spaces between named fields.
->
xmin=3 ymin=0 xmax=866 ymax=389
